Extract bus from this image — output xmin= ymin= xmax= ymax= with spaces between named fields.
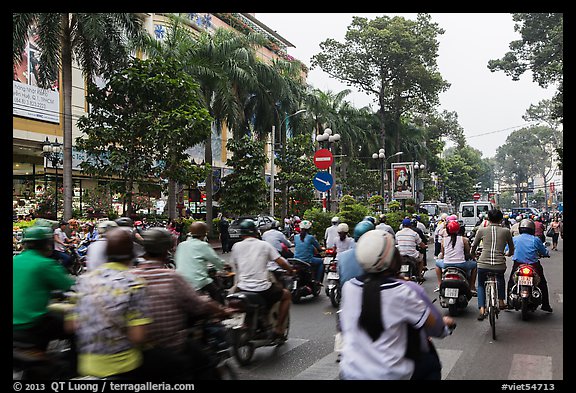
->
xmin=419 ymin=201 xmax=452 ymax=218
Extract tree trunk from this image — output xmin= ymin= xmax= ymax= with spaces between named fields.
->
xmin=205 ymin=132 xmax=214 ymax=235
xmin=168 ymin=178 xmax=177 ymax=220
xmin=61 ymin=14 xmax=73 ymax=220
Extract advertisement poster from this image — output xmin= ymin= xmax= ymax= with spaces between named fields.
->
xmin=13 ymin=24 xmax=60 ymax=123
xmin=392 ymin=162 xmax=414 ymax=200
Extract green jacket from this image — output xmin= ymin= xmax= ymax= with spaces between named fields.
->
xmin=13 ymin=249 xmax=75 ymax=328
xmin=175 ymin=237 xmax=225 ymax=290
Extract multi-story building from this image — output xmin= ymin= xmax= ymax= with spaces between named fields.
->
xmin=13 ymin=12 xmax=304 ymax=219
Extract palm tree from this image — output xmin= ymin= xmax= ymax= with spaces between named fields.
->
xmin=13 ymin=13 xmax=146 ymax=220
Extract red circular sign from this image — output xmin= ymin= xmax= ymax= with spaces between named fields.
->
xmin=473 ymin=192 xmax=481 ymax=201
xmin=313 ymin=149 xmax=333 ymax=169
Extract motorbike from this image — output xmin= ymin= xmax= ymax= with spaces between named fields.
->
xmin=399 ymin=254 xmax=424 ymax=284
xmin=324 ymin=254 xmax=341 ymax=308
xmin=438 ymin=266 xmax=473 ymax=316
xmin=13 ymin=291 xmax=76 ymax=380
xmin=223 ymin=273 xmax=290 ymax=366
xmin=507 ymin=257 xmax=549 ymax=320
xmin=287 ymin=258 xmax=323 ymax=303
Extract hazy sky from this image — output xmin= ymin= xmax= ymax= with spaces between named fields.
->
xmin=255 ymin=13 xmax=557 ymax=159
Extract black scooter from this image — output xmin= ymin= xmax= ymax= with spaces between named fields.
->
xmin=287 ymin=258 xmax=322 ymax=303
xmin=438 ymin=266 xmax=472 ymax=316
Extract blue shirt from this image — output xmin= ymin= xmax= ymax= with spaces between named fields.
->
xmin=512 ymin=233 xmax=549 ymax=264
xmin=337 ymin=248 xmax=364 ymax=285
xmin=293 ymin=233 xmax=321 ymax=262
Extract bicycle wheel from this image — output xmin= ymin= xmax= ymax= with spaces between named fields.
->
xmin=487 ymin=282 xmax=497 ymax=340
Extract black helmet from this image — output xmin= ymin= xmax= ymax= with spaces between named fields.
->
xmin=141 ymin=227 xmax=173 ymax=256
xmin=239 ymin=219 xmax=258 ymax=236
xmin=363 ymin=216 xmax=376 ymax=225
xmin=519 ymin=218 xmax=535 ymax=235
xmin=115 ymin=217 xmax=134 ymax=227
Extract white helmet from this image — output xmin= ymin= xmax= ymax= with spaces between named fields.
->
xmin=355 ymin=230 xmax=396 ymax=273
xmin=300 ymin=220 xmax=312 ymax=230
xmin=331 ymin=216 xmax=340 ymax=224
xmin=440 ymin=213 xmax=448 ymax=220
xmin=337 ymin=223 xmax=349 ymax=233
xmin=97 ymin=220 xmax=118 ymax=234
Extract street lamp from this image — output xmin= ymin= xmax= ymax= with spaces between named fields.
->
xmin=372 ymin=150 xmax=403 ymax=203
xmin=42 ymin=137 xmax=63 ymax=220
xmin=270 ymin=109 xmax=306 ymax=217
xmin=316 ymin=128 xmax=341 ymax=211
xmin=413 ymin=161 xmax=426 ymax=204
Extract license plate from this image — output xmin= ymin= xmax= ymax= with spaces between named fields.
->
xmin=222 ymin=313 xmax=245 ymax=329
xmin=518 ymin=276 xmax=533 ymax=286
xmin=293 ymin=280 xmax=298 ymax=290
xmin=324 ymin=257 xmax=332 ymax=265
xmin=230 ymin=234 xmax=239 ymax=238
xmin=444 ymin=288 xmax=459 ymax=298
xmin=400 ymin=264 xmax=410 ymax=273
xmin=327 ymin=272 xmax=339 ymax=280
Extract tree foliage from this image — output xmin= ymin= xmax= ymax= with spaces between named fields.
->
xmin=220 ymin=135 xmax=268 ymax=217
xmin=76 ymin=57 xmax=212 ymax=216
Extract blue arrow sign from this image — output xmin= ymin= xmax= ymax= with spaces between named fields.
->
xmin=313 ymin=171 xmax=334 ymax=192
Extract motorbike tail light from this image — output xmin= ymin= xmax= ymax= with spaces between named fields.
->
xmin=326 ymin=248 xmax=336 ymax=256
xmin=329 ymin=262 xmax=338 ymax=271
xmin=444 ymin=274 xmax=461 ymax=281
xmin=519 ymin=266 xmax=534 ymax=276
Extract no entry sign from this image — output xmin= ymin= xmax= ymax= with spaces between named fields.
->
xmin=313 ymin=149 xmax=333 ymax=170
xmin=473 ymin=192 xmax=481 ymax=201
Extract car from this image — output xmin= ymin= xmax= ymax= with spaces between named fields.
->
xmin=511 ymin=207 xmax=540 ymax=217
xmin=227 ymin=215 xmax=277 ymax=246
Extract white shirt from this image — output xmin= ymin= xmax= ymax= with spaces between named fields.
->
xmin=54 ymin=227 xmax=68 ymax=252
xmin=396 ymin=228 xmax=422 ymax=259
xmin=375 ymin=223 xmax=396 ymax=238
xmin=340 ymin=277 xmax=429 ymax=380
xmin=85 ymin=238 xmax=108 ymax=271
xmin=334 ymin=236 xmax=355 ymax=253
xmin=230 ymin=237 xmax=281 ymax=292
xmin=325 ymin=224 xmax=340 ymax=248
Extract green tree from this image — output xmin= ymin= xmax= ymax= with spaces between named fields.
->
xmin=488 ymin=13 xmax=563 ymax=123
xmin=220 ymin=135 xmax=268 ymax=216
xmin=76 ymin=57 xmax=212 ymax=217
xmin=311 ymin=14 xmax=449 ymax=160
xmin=275 ymin=134 xmax=317 ymax=218
xmin=13 ymin=13 xmax=147 ymax=220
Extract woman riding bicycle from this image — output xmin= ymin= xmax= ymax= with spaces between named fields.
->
xmin=470 ymin=209 xmax=515 ymax=321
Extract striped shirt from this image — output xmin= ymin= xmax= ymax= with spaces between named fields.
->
xmin=395 ymin=228 xmax=422 ymax=259
xmin=472 ymin=223 xmax=514 ymax=271
xmin=132 ymin=260 xmax=217 ymax=352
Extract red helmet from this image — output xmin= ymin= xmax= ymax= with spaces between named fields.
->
xmin=446 ymin=220 xmax=460 ymax=235
xmin=134 ymin=220 xmax=143 ymax=226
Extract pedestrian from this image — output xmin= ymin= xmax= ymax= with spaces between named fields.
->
xmin=549 ymin=216 xmax=562 ymax=250
xmin=218 ymin=215 xmax=231 ymax=253
xmin=471 ymin=209 xmax=514 ymax=321
xmin=339 ymin=230 xmax=455 ymax=380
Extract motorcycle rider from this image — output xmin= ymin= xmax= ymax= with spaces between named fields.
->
xmin=507 ymin=219 xmax=553 ymax=312
xmin=53 ymin=220 xmax=74 ymax=270
xmin=333 ymin=223 xmax=354 ymax=253
xmin=325 ymin=216 xmax=340 ymax=248
xmin=294 ymin=219 xmax=324 ymax=283
xmin=471 ymin=209 xmax=515 ymax=321
xmin=433 ymin=213 xmax=448 ymax=259
xmin=533 ymin=215 xmax=546 ymax=244
xmin=13 ymin=225 xmax=76 ymax=356
xmin=85 ymin=220 xmax=118 ymax=272
xmin=434 ymin=220 xmax=477 ymax=294
xmin=229 ymin=219 xmax=294 ymax=340
xmin=133 ymin=227 xmax=232 ymax=379
xmin=339 ymin=230 xmax=456 ymax=380
xmin=115 ymin=217 xmax=145 ymax=260
xmin=262 ymin=220 xmax=293 ymax=259
xmin=66 ymin=228 xmax=151 ymax=379
xmin=375 ymin=214 xmax=395 ymax=239
xmin=510 ymin=215 xmax=523 ymax=237
xmin=396 ymin=218 xmax=428 ymax=280
xmin=410 ymin=218 xmax=429 ymax=273
xmin=175 ymin=221 xmax=228 ymax=304
xmin=338 ymin=220 xmax=375 ymax=286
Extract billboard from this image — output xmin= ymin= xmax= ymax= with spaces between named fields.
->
xmin=392 ymin=162 xmax=414 ymax=200
xmin=13 ymin=24 xmax=60 ymax=123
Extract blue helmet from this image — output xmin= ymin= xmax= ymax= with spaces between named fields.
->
xmin=354 ymin=220 xmax=375 ymax=241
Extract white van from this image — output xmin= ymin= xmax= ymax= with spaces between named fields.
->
xmin=458 ymin=201 xmax=494 ymax=231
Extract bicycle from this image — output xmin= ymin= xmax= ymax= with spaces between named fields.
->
xmin=485 ymin=271 xmax=500 ymax=340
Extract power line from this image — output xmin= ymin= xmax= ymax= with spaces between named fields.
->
xmin=466 ymin=123 xmax=536 ymax=139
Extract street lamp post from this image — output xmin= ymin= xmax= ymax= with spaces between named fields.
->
xmin=413 ymin=161 xmax=426 ymax=204
xmin=271 ymin=109 xmax=306 ymax=217
xmin=316 ymin=128 xmax=340 ymax=212
xmin=372 ymin=150 xmax=403 ymax=204
xmin=42 ymin=137 xmax=63 ymax=220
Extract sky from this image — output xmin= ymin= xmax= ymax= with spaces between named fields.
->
xmin=255 ymin=13 xmax=558 ymax=159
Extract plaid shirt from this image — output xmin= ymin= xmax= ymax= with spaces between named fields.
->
xmin=132 ymin=259 xmax=217 ymax=351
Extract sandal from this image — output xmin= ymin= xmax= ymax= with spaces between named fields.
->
xmin=477 ymin=312 xmax=486 ymax=321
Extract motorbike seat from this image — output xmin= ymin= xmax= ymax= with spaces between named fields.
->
xmin=442 ymin=266 xmax=468 ymax=276
xmin=230 ymin=291 xmax=268 ymax=308
xmin=287 ymin=258 xmax=311 ymax=269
